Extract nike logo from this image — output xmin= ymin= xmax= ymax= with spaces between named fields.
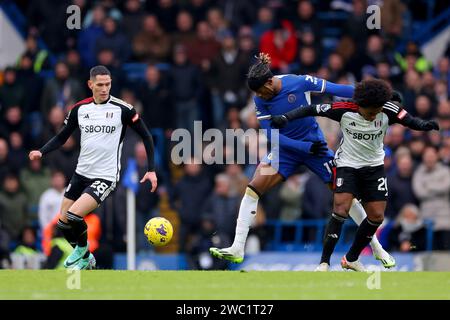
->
xmin=65 ymin=258 xmax=80 ymax=266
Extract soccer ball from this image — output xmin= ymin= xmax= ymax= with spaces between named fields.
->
xmin=144 ymin=217 xmax=173 ymax=246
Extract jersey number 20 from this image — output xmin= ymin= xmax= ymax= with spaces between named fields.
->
xmin=377 ymin=177 xmax=388 ymax=196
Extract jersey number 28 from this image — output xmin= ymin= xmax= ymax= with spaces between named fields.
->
xmin=91 ymin=180 xmax=109 ymax=194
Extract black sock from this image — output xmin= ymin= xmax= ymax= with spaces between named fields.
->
xmin=320 ymin=213 xmax=346 ymax=264
xmin=66 ymin=211 xmax=88 ymax=247
xmin=57 ymin=219 xmax=77 ymax=248
xmin=346 ymin=218 xmax=382 ymax=262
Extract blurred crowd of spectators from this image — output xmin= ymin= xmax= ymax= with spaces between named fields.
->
xmin=1 ymin=0 xmax=450 ymax=269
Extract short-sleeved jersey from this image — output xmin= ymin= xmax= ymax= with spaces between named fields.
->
xmin=64 ymin=96 xmax=140 ymax=182
xmin=313 ymin=101 xmax=408 ymax=168
xmin=254 ymin=74 xmax=327 ymax=142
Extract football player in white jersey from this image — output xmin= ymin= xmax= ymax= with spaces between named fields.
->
xmin=270 ymin=79 xmax=439 ymax=271
xmin=29 ymin=66 xmax=158 ymax=269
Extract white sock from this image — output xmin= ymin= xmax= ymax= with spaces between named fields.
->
xmin=231 ymin=187 xmax=259 ymax=253
xmin=348 ymin=198 xmax=384 ymax=252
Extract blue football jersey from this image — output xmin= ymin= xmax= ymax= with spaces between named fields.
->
xmin=255 ymin=74 xmax=327 ymax=142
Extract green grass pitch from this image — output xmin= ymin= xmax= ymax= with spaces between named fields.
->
xmin=0 ymin=270 xmax=449 ymax=299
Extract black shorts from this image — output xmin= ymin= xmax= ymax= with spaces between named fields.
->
xmin=333 ymin=165 xmax=387 ymax=202
xmin=64 ymin=172 xmax=116 ymax=205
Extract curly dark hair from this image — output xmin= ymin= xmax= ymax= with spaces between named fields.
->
xmin=353 ymin=79 xmax=392 ymax=109
xmin=246 ymin=53 xmax=273 ymax=91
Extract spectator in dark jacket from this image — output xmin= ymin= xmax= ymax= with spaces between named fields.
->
xmin=95 ymin=17 xmax=131 ymax=65
xmin=172 ymin=10 xmax=196 ymax=46
xmin=40 ymin=61 xmax=84 ymax=116
xmin=0 ymin=174 xmax=29 ymax=241
xmin=202 ymin=174 xmax=240 ymax=239
xmin=185 ymin=21 xmax=221 ymax=71
xmin=152 ymin=0 xmax=179 ymax=33
xmin=96 ymin=48 xmax=126 ymax=97
xmin=45 ymin=136 xmax=79 ymax=181
xmin=252 ymin=6 xmax=274 ymax=42
xmin=20 ymin=157 xmax=51 ymax=221
xmin=208 ymin=32 xmax=250 ymax=125
xmin=122 ymin=0 xmax=146 ymax=41
xmin=216 ymin=0 xmax=256 ymax=31
xmin=386 ymin=152 xmax=418 ymax=218
xmin=132 ymin=14 xmax=172 ymax=63
xmin=0 ymin=67 xmax=25 ymax=115
xmin=139 ymin=65 xmax=173 ymax=130
xmin=292 ymin=46 xmax=321 ymax=75
xmin=40 ymin=106 xmax=65 ymax=145
xmin=77 ymin=4 xmax=106 ymax=68
xmin=185 ymin=0 xmax=209 ymax=24
xmin=387 ymin=204 xmax=427 ymax=252
xmin=171 ymin=161 xmax=212 ymax=252
xmin=26 ymin=0 xmax=71 ymax=54
xmin=302 ymin=173 xmax=333 ymax=220
xmin=412 ymin=146 xmax=450 ymax=250
xmin=0 ymin=223 xmax=10 ymax=268
xmin=169 ymin=45 xmax=202 ymax=133
xmin=291 ymin=0 xmax=322 ymax=44
xmin=0 ymin=139 xmax=12 ymax=184
xmin=0 ymin=106 xmax=28 ymax=143
xmin=15 ymin=53 xmax=44 ymax=114
xmin=8 ymin=132 xmax=28 ymax=174
xmin=187 ymin=215 xmax=231 ymax=270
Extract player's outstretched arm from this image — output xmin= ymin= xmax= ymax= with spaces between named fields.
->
xmin=399 ymin=113 xmax=439 ymax=131
xmin=299 ymin=75 xmax=354 ymax=98
xmin=255 ymin=99 xmax=325 ymax=155
xmin=129 ymin=117 xmax=158 ymax=192
xmin=258 ymin=112 xmax=328 ymax=156
xmin=270 ymin=105 xmax=318 ymax=128
xmin=323 ymin=81 xmax=354 ymax=98
xmin=30 ymin=109 xmax=78 ymax=159
xmin=384 ymin=101 xmax=440 ymax=131
xmin=270 ymin=102 xmax=352 ymax=129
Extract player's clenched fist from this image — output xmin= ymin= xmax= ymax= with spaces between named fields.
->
xmin=29 ymin=150 xmax=42 ymax=161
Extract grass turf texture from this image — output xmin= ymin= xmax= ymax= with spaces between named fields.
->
xmin=0 ymin=270 xmax=449 ymax=300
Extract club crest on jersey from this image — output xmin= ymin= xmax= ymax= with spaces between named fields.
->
xmin=288 ymin=94 xmax=296 ymax=103
xmin=374 ymin=120 xmax=382 ymax=128
xmin=106 ymin=112 xmax=114 ymax=118
xmin=336 ymin=178 xmax=344 ymax=187
xmin=320 ymin=104 xmax=331 ymax=112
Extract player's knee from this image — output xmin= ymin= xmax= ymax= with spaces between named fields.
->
xmin=247 ymin=183 xmax=263 ymax=198
xmin=368 ymin=212 xmax=384 ymax=223
xmin=333 ymin=201 xmax=352 ymax=216
xmin=59 ymin=212 xmax=69 ymax=223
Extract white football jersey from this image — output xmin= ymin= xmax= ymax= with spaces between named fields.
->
xmin=314 ymin=101 xmax=408 ymax=169
xmin=64 ymin=96 xmax=140 ymax=182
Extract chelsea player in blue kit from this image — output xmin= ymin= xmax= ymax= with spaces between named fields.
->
xmin=210 ymin=53 xmax=395 ymax=270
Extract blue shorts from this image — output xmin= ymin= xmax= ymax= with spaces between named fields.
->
xmin=261 ymin=146 xmax=335 ymax=183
